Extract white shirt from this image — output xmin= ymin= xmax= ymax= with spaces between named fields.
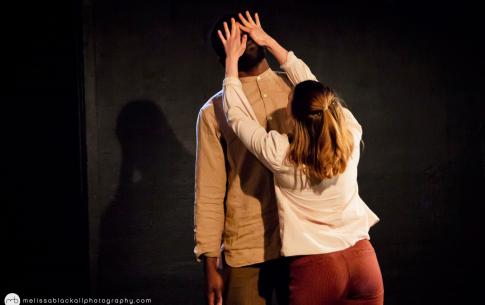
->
xmin=222 ymin=51 xmax=380 ymax=257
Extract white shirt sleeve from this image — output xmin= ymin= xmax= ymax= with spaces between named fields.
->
xmin=222 ymin=77 xmax=289 ymax=172
xmin=279 ymin=51 xmax=318 ymax=85
xmin=342 ymin=107 xmax=363 ymax=144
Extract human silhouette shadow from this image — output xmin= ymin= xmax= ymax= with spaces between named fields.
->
xmin=96 ymin=100 xmax=203 ymax=303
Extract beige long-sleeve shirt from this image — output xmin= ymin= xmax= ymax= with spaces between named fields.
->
xmin=194 ymin=67 xmax=293 ymax=267
xmin=222 ymin=51 xmax=380 ymax=257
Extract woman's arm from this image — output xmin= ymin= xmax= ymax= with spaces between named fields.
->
xmin=217 ymin=18 xmax=288 ymax=172
xmin=279 ymin=51 xmax=317 ymax=84
xmin=238 ymin=11 xmax=317 ymax=84
xmin=237 ymin=11 xmax=288 ymax=65
xmin=223 ymin=77 xmax=288 ymax=171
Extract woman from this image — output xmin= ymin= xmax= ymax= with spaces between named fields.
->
xmin=217 ymin=12 xmax=384 ymax=305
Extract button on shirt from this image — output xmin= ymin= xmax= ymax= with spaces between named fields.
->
xmin=194 ymin=68 xmax=293 ymax=267
xmin=222 ymin=51 xmax=380 ymax=257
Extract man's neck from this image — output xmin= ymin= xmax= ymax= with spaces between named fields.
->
xmin=238 ymin=59 xmax=270 ymax=78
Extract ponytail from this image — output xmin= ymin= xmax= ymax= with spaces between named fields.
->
xmin=287 ymin=81 xmax=354 ymax=183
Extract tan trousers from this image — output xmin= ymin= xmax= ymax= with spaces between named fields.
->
xmin=223 ymin=258 xmax=289 ymax=305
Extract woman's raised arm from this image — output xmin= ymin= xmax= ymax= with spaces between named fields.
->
xmin=217 ymin=17 xmax=288 ymax=173
xmin=238 ymin=11 xmax=317 ymax=84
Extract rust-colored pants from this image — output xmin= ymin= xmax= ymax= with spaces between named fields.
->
xmin=288 ymin=239 xmax=384 ymax=305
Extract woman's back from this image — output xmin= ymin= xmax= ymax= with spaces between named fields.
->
xmin=218 ymin=17 xmax=383 ymax=303
xmin=222 ymin=51 xmax=379 ymax=257
xmin=270 ymin=107 xmax=379 ymax=256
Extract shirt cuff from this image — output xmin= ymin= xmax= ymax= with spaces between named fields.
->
xmin=195 ymin=250 xmax=221 ymax=262
xmin=280 ymin=50 xmax=297 ymax=70
xmin=223 ymin=76 xmax=242 ymax=87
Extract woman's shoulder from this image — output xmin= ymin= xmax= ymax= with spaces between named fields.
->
xmin=341 ymin=106 xmax=357 ymax=122
xmin=342 ymin=107 xmax=363 ymax=139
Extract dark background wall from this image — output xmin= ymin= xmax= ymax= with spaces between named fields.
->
xmin=3 ymin=0 xmax=89 ymax=299
xmin=4 ymin=0 xmax=484 ymax=304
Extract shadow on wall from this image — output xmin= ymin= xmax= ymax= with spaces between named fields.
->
xmin=96 ymin=100 xmax=204 ymax=304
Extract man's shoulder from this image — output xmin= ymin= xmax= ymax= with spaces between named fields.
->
xmin=273 ymin=70 xmax=293 ymax=88
xmin=274 ymin=70 xmax=289 ymax=78
xmin=198 ymin=90 xmax=223 ymax=118
xmin=197 ymin=90 xmax=228 ymax=130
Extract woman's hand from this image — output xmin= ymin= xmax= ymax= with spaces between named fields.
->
xmin=238 ymin=11 xmax=272 ymax=47
xmin=217 ymin=18 xmax=247 ymax=77
xmin=217 ymin=18 xmax=247 ymax=62
xmin=239 ymin=11 xmax=289 ymax=66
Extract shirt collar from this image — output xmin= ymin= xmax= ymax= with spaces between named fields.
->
xmin=239 ymin=67 xmax=276 ymax=83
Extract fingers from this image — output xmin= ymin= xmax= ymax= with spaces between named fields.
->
xmin=217 ymin=30 xmax=226 ymax=45
xmin=235 ymin=22 xmax=241 ymax=37
xmin=223 ymin=19 xmax=239 ymax=40
xmin=208 ymin=291 xmax=215 ymax=305
xmin=238 ymin=23 xmax=250 ymax=33
xmin=232 ymin=18 xmax=242 ymax=42
xmin=238 ymin=11 xmax=260 ymax=29
xmin=240 ymin=34 xmax=247 ymax=54
xmin=219 ymin=19 xmax=246 ymax=56
xmin=241 ymin=34 xmax=247 ymax=47
xmin=215 ymin=289 xmax=223 ymax=305
xmin=230 ymin=17 xmax=237 ymax=35
xmin=245 ymin=10 xmax=256 ymax=25
xmin=238 ymin=12 xmax=250 ymax=27
xmin=223 ymin=21 xmax=230 ymax=39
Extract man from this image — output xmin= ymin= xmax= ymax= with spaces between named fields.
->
xmin=194 ymin=12 xmax=293 ymax=305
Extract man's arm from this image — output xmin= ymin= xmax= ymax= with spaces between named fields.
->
xmin=194 ymin=108 xmax=226 ymax=305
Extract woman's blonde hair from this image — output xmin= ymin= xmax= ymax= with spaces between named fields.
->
xmin=287 ymin=80 xmax=355 ymax=183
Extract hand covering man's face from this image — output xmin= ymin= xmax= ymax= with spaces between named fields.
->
xmin=238 ymin=36 xmax=266 ymax=72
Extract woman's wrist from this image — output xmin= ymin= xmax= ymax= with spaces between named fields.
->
xmin=225 ymin=57 xmax=239 ymax=78
xmin=265 ymin=37 xmax=288 ymax=66
xmin=263 ymin=35 xmax=276 ymax=48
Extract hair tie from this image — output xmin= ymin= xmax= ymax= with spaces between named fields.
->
xmin=324 ymin=100 xmax=337 ymax=111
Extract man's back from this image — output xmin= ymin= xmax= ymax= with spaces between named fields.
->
xmin=194 ymin=68 xmax=293 ymax=267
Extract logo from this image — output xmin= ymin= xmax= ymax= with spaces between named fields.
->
xmin=4 ymin=293 xmax=20 ymax=305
